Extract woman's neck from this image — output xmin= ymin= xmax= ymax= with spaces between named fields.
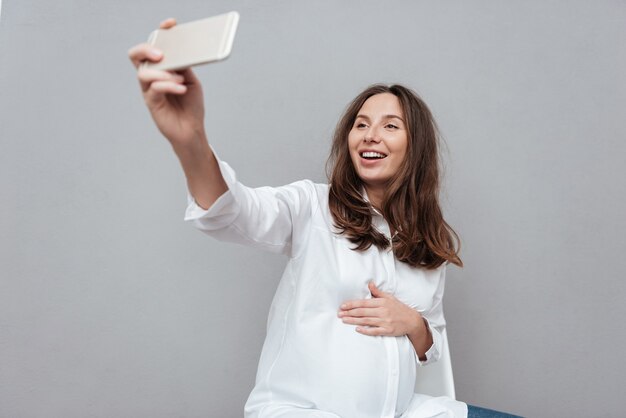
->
xmin=364 ymin=185 xmax=384 ymax=212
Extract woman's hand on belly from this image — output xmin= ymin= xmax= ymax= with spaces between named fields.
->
xmin=337 ymin=282 xmax=422 ymax=336
xmin=337 ymin=282 xmax=433 ymax=360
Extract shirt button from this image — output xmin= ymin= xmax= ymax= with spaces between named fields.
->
xmin=391 ymin=368 xmax=398 ymax=376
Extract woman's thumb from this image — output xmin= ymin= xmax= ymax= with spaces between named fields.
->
xmin=368 ymin=281 xmax=389 ymax=298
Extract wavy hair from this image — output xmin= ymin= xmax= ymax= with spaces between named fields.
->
xmin=326 ymin=84 xmax=462 ymax=269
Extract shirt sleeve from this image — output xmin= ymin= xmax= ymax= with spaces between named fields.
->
xmin=415 ymin=264 xmax=447 ymax=366
xmin=183 ymin=148 xmax=317 ymax=258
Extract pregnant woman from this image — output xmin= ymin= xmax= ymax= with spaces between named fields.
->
xmin=129 ymin=17 xmax=519 ymax=418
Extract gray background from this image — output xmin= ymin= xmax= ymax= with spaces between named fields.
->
xmin=1 ymin=1 xmax=625 ymax=417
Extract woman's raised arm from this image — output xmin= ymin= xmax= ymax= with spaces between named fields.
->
xmin=128 ymin=18 xmax=227 ymax=209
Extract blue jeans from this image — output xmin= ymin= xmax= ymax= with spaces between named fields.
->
xmin=467 ymin=404 xmax=523 ymax=418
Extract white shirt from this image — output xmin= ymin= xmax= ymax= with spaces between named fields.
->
xmin=184 ymin=155 xmax=468 ymax=418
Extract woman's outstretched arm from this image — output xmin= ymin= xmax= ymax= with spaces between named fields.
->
xmin=128 ymin=17 xmax=227 ymax=209
xmin=172 ymin=136 xmax=227 ymax=210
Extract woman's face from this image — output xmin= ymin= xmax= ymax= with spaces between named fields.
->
xmin=348 ymin=93 xmax=408 ymax=191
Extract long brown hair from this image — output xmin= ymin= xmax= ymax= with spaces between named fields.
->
xmin=327 ymin=84 xmax=462 ymax=269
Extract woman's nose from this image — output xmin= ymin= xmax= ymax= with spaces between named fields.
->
xmin=364 ymin=127 xmax=382 ymax=143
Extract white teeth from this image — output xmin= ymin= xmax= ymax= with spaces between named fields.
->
xmin=361 ymin=152 xmax=386 ymax=159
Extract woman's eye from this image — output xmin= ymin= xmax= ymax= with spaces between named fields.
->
xmin=386 ymin=124 xmax=399 ymax=129
xmin=356 ymin=123 xmax=367 ymax=128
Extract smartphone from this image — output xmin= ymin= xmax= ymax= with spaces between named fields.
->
xmin=142 ymin=11 xmax=239 ymax=71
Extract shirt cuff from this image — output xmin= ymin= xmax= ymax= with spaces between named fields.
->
xmin=415 ymin=317 xmax=442 ymax=367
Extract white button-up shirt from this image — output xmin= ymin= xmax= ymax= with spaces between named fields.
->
xmin=185 ymin=156 xmax=467 ymax=418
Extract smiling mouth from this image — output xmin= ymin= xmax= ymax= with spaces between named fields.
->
xmin=360 ymin=151 xmax=387 ymax=160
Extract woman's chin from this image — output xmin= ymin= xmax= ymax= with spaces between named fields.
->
xmin=359 ymin=177 xmax=390 ymax=191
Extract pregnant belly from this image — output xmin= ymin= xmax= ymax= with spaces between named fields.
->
xmin=271 ymin=312 xmax=414 ymax=417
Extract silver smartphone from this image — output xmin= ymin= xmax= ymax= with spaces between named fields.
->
xmin=142 ymin=11 xmax=239 ymax=71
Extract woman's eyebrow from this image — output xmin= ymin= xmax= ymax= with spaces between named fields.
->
xmin=385 ymin=114 xmax=405 ymax=122
xmin=355 ymin=114 xmax=405 ymax=122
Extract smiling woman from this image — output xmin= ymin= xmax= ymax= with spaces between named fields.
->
xmin=181 ymin=84 xmax=466 ymax=417
xmin=129 ymin=18 xmax=474 ymax=417
xmin=329 ymin=85 xmax=463 ymax=270
xmin=349 ymin=93 xmax=409 ymax=199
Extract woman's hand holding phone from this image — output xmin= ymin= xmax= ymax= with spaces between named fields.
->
xmin=128 ymin=18 xmax=228 ymax=211
xmin=128 ymin=18 xmax=207 ymax=149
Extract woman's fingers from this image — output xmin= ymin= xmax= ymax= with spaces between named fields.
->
xmin=148 ymin=80 xmax=187 ymax=95
xmin=159 ymin=17 xmax=176 ymax=29
xmin=341 ymin=316 xmax=382 ymax=327
xmin=140 ymin=71 xmax=187 ymax=106
xmin=138 ymin=67 xmax=185 ymax=90
xmin=339 ymin=298 xmax=384 ymax=311
xmin=128 ymin=18 xmax=176 ymax=68
xmin=338 ymin=307 xmax=380 ymax=318
xmin=128 ymin=43 xmax=163 ymax=69
xmin=340 ymin=316 xmax=391 ymax=336
xmin=355 ymin=326 xmax=388 ymax=336
xmin=175 ymin=67 xmax=200 ymax=87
